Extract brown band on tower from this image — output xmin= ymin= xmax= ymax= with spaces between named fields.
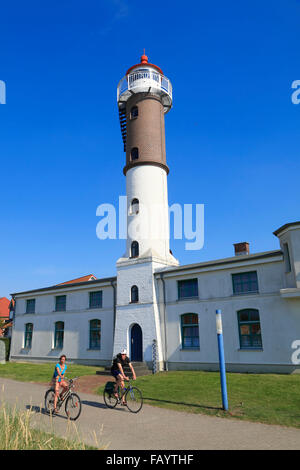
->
xmin=123 ymin=93 xmax=168 ymax=175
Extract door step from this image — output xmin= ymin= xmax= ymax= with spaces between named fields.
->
xmin=124 ymin=362 xmax=152 ymax=377
xmin=97 ymin=361 xmax=153 ymax=377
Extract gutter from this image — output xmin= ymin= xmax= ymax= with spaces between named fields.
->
xmin=154 ymin=250 xmax=283 ymax=277
xmin=159 ymin=273 xmax=168 ymax=372
xmin=110 ymin=280 xmax=117 ymax=342
xmin=8 ymin=296 xmax=16 ymax=361
xmin=11 ymin=276 xmax=117 ymax=297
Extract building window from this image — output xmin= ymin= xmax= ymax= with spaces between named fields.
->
xmin=26 ymin=299 xmax=36 ymax=314
xmin=89 ymin=319 xmax=101 ymax=349
xmin=181 ymin=314 xmax=199 ymax=349
xmin=283 ymin=243 xmax=291 ymax=273
xmin=130 ymin=198 xmax=139 ymax=215
xmin=130 ymin=106 xmax=138 ymax=119
xmin=55 ymin=295 xmax=66 ymax=312
xmin=131 ymin=285 xmax=139 ymax=303
xmin=89 ymin=291 xmax=103 ymax=309
xmin=54 ymin=321 xmax=64 ymax=349
xmin=131 ymin=241 xmax=139 ymax=258
xmin=232 ymin=271 xmax=258 ymax=295
xmin=237 ymin=309 xmax=262 ymax=349
xmin=24 ymin=323 xmax=33 ymax=349
xmin=131 ymin=147 xmax=139 ymax=161
xmin=178 ymin=279 xmax=198 ymax=300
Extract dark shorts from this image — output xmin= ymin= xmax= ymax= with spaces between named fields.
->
xmin=111 ymin=370 xmax=122 ymax=379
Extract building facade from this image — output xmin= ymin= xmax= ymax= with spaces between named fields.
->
xmin=9 ymin=55 xmax=300 ymax=373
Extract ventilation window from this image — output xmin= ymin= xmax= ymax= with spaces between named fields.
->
xmin=131 ymin=148 xmax=139 ymax=161
xmin=130 ymin=106 xmax=138 ymax=119
xmin=131 ymin=285 xmax=139 ymax=303
xmin=131 ymin=241 xmax=139 ymax=258
xmin=130 ymin=198 xmax=139 ymax=215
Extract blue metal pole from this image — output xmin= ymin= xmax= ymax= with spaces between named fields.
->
xmin=216 ymin=309 xmax=228 ymax=411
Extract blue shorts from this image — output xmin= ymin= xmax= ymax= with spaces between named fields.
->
xmin=111 ymin=370 xmax=122 ymax=379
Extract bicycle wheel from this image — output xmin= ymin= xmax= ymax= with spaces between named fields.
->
xmin=103 ymin=389 xmax=118 ymax=409
xmin=44 ymin=389 xmax=56 ymax=414
xmin=65 ymin=393 xmax=82 ymax=420
xmin=125 ymin=387 xmax=143 ymax=413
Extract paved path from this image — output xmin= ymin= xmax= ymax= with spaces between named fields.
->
xmin=0 ymin=377 xmax=300 ymax=450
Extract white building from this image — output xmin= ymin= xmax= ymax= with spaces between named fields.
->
xmin=9 ymin=55 xmax=300 ymax=374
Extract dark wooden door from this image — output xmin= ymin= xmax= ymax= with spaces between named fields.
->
xmin=131 ymin=324 xmax=143 ymax=361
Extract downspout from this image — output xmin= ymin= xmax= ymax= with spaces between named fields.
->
xmin=8 ymin=296 xmax=16 ymax=361
xmin=110 ymin=280 xmax=117 ymax=343
xmin=159 ymin=273 xmax=168 ymax=372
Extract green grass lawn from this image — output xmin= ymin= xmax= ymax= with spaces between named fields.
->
xmin=0 ymin=361 xmax=102 ymax=383
xmin=98 ymin=371 xmax=300 ymax=429
xmin=2 ymin=364 xmax=300 ymax=429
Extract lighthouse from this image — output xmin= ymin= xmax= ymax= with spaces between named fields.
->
xmin=113 ymin=53 xmax=179 ymax=369
xmin=117 ymin=52 xmax=179 ymax=264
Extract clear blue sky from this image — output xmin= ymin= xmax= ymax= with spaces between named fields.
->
xmin=0 ymin=0 xmax=299 ymax=298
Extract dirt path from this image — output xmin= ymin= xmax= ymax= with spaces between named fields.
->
xmin=37 ymin=374 xmax=110 ymax=395
xmin=67 ymin=374 xmax=109 ymax=394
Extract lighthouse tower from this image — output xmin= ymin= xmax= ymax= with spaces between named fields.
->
xmin=113 ymin=53 xmax=179 ymax=369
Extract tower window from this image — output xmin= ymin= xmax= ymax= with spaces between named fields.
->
xmin=131 ymin=285 xmax=139 ymax=303
xmin=131 ymin=147 xmax=139 ymax=161
xmin=130 ymin=106 xmax=138 ymax=119
xmin=131 ymin=241 xmax=139 ymax=258
xmin=130 ymin=198 xmax=139 ymax=215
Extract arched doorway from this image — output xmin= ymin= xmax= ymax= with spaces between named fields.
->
xmin=130 ymin=324 xmax=143 ymax=362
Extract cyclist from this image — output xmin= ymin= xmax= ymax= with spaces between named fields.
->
xmin=52 ymin=354 xmax=68 ymax=412
xmin=111 ymin=349 xmax=136 ymax=405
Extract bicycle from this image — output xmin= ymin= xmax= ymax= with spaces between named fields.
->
xmin=44 ymin=377 xmax=82 ymax=420
xmin=103 ymin=378 xmax=143 ymax=413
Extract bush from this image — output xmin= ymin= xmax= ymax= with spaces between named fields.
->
xmin=0 ymin=338 xmax=11 ymax=361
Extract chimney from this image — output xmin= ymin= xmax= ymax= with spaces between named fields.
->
xmin=234 ymin=242 xmax=250 ymax=256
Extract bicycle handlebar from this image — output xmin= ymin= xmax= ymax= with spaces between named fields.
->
xmin=66 ymin=377 xmax=79 ymax=387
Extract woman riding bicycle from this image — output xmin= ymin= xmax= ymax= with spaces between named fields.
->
xmin=52 ymin=354 xmax=68 ymax=413
xmin=110 ymin=349 xmax=136 ymax=405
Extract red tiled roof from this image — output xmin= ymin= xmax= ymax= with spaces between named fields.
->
xmin=56 ymin=274 xmax=98 ymax=286
xmin=0 ymin=297 xmax=10 ymax=319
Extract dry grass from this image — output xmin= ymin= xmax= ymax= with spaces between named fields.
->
xmin=0 ymin=390 xmax=106 ymax=450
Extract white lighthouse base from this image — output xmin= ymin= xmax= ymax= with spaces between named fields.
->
xmin=113 ymin=255 xmax=178 ymax=369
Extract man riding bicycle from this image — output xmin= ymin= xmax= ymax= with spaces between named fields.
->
xmin=52 ymin=354 xmax=68 ymax=413
xmin=110 ymin=349 xmax=136 ymax=405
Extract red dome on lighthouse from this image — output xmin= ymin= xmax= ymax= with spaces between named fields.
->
xmin=140 ymin=52 xmax=148 ymax=64
xmin=126 ymin=51 xmax=164 ymax=76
